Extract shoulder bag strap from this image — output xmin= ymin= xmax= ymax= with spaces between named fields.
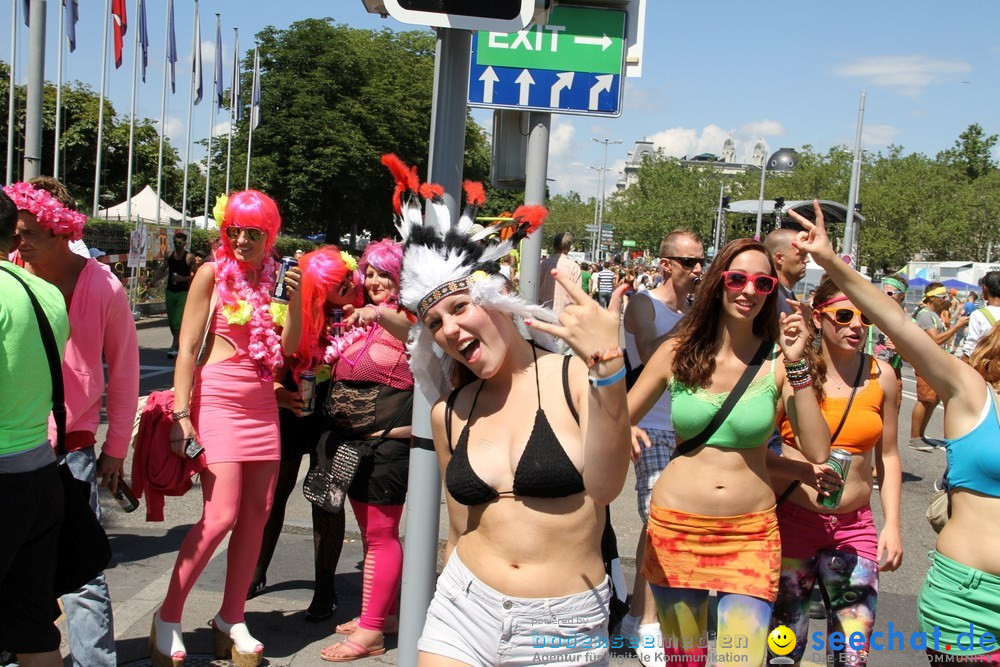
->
xmin=672 ymin=340 xmax=771 ymax=459
xmin=0 ymin=266 xmax=67 ymax=456
xmin=830 ymin=354 xmax=868 ymax=444
xmin=978 ymin=306 xmax=997 ymax=327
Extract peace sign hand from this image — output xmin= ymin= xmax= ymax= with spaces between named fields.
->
xmin=525 ymin=270 xmax=626 ymax=363
xmin=786 ymin=199 xmax=837 ymax=262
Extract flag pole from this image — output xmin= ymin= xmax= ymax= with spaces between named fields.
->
xmin=180 ymin=0 xmax=199 ymax=230
xmin=53 ymin=0 xmax=64 ymax=179
xmin=92 ymin=0 xmax=111 ymax=216
xmin=225 ymin=26 xmax=237 ymax=194
xmin=244 ymin=45 xmax=257 ymax=190
xmin=155 ymin=0 xmax=171 ymax=225
xmin=125 ymin=0 xmax=142 ymax=313
xmin=5 ymin=0 xmax=17 ymax=184
xmin=204 ymin=12 xmax=219 ymax=219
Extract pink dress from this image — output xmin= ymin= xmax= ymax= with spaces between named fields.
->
xmin=190 ymin=303 xmax=280 ymax=464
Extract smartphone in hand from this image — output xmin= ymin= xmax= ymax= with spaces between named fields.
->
xmin=184 ymin=438 xmax=205 ymax=459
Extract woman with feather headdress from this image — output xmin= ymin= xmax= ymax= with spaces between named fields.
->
xmin=381 ymin=155 xmax=632 ymax=666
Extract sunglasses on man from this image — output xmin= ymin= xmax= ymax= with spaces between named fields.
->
xmin=721 ymin=270 xmax=778 ymax=295
xmin=664 ymin=256 xmax=705 ymax=270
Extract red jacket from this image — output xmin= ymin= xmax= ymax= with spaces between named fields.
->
xmin=131 ymin=390 xmax=205 ymax=521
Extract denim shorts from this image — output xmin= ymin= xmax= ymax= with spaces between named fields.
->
xmin=418 ymin=549 xmax=613 ymax=666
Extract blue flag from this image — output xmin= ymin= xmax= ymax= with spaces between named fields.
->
xmin=214 ymin=16 xmax=224 ymax=108
xmin=250 ymin=47 xmax=261 ymax=130
xmin=64 ymin=0 xmax=79 ymax=52
xmin=192 ymin=1 xmax=203 ymax=105
xmin=231 ymin=29 xmax=242 ymax=122
xmin=138 ymin=0 xmax=148 ymax=81
xmin=167 ymin=0 xmax=177 ymax=93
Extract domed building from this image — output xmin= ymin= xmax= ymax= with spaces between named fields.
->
xmin=766 ymin=148 xmax=799 ymax=172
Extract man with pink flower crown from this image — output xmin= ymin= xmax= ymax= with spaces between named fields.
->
xmin=4 ymin=180 xmax=139 ymax=667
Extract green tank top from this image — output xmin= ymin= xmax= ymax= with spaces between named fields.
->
xmin=669 ymin=345 xmax=779 ymax=449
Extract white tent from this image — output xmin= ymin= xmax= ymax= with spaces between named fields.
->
xmin=189 ymin=215 xmax=218 ymax=230
xmin=98 ymin=185 xmax=185 ymax=225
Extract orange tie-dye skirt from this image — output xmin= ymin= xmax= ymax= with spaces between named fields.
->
xmin=642 ymin=504 xmax=781 ymax=602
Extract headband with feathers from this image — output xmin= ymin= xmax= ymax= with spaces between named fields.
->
xmin=384 ymin=154 xmax=562 ymax=401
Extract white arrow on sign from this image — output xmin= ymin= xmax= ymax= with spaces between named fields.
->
xmin=550 ymin=72 xmax=574 ymax=107
xmin=515 ymin=69 xmax=535 ymax=106
xmin=574 ymin=33 xmax=613 ymax=51
xmin=589 ymin=75 xmax=613 ymax=110
xmin=479 ymin=66 xmax=499 ymax=104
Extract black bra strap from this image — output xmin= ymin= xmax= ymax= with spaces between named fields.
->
xmin=562 ymin=355 xmax=579 ymax=424
xmin=531 ymin=345 xmax=541 ymax=405
xmin=444 ymin=388 xmax=461 ymax=453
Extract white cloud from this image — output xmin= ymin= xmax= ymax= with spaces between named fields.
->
xmin=162 ymin=116 xmax=184 ymax=146
xmin=738 ymin=120 xmax=785 ymax=138
xmin=862 ymin=124 xmax=900 ymax=146
xmin=549 ymin=120 xmax=576 ymax=159
xmin=647 ymin=124 xmax=730 ymax=159
xmin=833 ymin=55 xmax=971 ymax=96
xmin=211 ymin=120 xmax=232 ymax=136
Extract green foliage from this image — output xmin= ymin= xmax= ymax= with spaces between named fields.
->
xmin=938 ymin=123 xmax=998 ymax=182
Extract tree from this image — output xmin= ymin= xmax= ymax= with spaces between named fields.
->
xmin=938 ymin=123 xmax=998 ymax=182
xmin=215 ymin=20 xmax=491 ymax=240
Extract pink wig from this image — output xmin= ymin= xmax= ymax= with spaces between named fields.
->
xmin=359 ymin=239 xmax=403 ymax=302
xmin=215 ymin=189 xmax=282 ymax=259
xmin=295 ymin=245 xmax=365 ymax=376
xmin=3 ymin=181 xmax=86 ymax=241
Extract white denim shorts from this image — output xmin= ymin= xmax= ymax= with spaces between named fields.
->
xmin=418 ymin=548 xmax=612 ymax=666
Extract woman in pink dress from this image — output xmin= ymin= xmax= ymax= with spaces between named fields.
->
xmin=150 ymin=190 xmax=301 ymax=667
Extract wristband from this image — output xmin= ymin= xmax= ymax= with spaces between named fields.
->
xmin=587 ymin=346 xmax=624 ymax=368
xmin=589 ymin=364 xmax=626 ymax=388
xmin=368 ymin=305 xmax=382 ymax=323
xmin=171 ymin=408 xmax=190 ymax=420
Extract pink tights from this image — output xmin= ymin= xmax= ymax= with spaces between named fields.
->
xmin=160 ymin=461 xmax=279 ymax=623
xmin=350 ymin=499 xmax=403 ymax=632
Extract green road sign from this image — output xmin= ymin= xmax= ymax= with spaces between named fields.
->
xmin=601 ymin=223 xmax=614 ymax=231
xmin=621 ymin=240 xmax=636 ymax=248
xmin=476 ymin=6 xmax=626 ymax=75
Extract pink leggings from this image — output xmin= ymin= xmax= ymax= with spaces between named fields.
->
xmin=350 ymin=499 xmax=403 ymax=632
xmin=160 ymin=461 xmax=279 ymax=623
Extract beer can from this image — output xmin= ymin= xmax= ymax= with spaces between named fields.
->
xmin=330 ymin=308 xmax=344 ymax=338
xmin=298 ymin=370 xmax=317 ymax=416
xmin=114 ymin=481 xmax=140 ymax=513
xmin=272 ymin=257 xmax=298 ymax=303
xmin=820 ymin=448 xmax=853 ymax=509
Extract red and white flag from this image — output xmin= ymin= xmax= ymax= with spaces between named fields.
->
xmin=112 ymin=0 xmax=127 ymax=69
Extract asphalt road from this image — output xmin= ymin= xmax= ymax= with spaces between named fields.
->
xmin=62 ymin=316 xmax=952 ymax=666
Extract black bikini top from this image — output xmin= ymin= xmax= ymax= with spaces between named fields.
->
xmin=444 ymin=347 xmax=585 ymax=506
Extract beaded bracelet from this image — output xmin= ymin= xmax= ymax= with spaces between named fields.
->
xmin=783 ymin=358 xmax=809 ymax=372
xmin=788 ymin=375 xmax=813 ymax=389
xmin=587 ymin=346 xmax=624 ymax=368
xmin=589 ymin=364 xmax=626 ymax=388
xmin=368 ymin=304 xmax=382 ymax=323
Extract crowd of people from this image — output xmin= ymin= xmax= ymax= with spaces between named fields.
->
xmin=1 ymin=168 xmax=998 ymax=667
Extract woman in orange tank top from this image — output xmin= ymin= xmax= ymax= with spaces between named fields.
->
xmin=766 ymin=276 xmax=903 ymax=666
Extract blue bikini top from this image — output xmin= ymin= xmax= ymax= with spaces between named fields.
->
xmin=946 ymin=387 xmax=1000 ymax=498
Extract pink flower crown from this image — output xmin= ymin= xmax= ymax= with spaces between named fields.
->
xmin=3 ymin=181 xmax=87 ymax=242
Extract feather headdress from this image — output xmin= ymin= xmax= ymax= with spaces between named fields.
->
xmin=385 ymin=155 xmax=562 ymax=401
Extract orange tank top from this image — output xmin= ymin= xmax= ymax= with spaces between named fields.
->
xmin=779 ymin=360 xmax=884 ymax=455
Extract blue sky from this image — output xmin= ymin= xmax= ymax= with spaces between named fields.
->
xmin=3 ymin=1 xmax=999 ymax=199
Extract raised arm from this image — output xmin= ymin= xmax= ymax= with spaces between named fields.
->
xmin=527 ymin=273 xmax=631 ymax=506
xmin=788 ymin=201 xmax=985 ymax=424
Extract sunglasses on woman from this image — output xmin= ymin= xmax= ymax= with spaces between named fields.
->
xmin=224 ymin=226 xmax=264 ymax=243
xmin=721 ymin=270 xmax=778 ymax=295
xmin=819 ymin=307 xmax=873 ymax=327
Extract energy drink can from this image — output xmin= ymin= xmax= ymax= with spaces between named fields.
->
xmin=113 ymin=481 xmax=140 ymax=513
xmin=820 ymin=448 xmax=853 ymax=509
xmin=298 ymin=370 xmax=317 ymax=416
xmin=272 ymin=257 xmax=298 ymax=303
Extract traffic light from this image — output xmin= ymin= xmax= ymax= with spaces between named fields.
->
xmin=372 ymin=0 xmax=547 ymax=32
xmin=722 ymin=196 xmax=730 ymax=209
xmin=774 ymin=196 xmax=785 ymax=209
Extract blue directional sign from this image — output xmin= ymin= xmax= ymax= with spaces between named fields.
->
xmin=467 ymin=6 xmax=627 ymax=118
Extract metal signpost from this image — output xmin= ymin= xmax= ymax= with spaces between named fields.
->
xmin=468 ymin=5 xmax=627 ymax=117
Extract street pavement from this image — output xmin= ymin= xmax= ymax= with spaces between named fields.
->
xmin=59 ymin=315 xmax=951 ymax=666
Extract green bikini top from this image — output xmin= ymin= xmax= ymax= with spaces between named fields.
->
xmin=669 ymin=344 xmax=779 ymax=450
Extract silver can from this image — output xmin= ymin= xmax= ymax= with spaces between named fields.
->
xmin=298 ymin=370 xmax=317 ymax=416
xmin=330 ymin=308 xmax=344 ymax=338
xmin=820 ymin=448 xmax=853 ymax=509
xmin=272 ymin=257 xmax=298 ymax=303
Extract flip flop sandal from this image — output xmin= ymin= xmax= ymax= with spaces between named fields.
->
xmin=336 ymin=617 xmax=399 ymax=635
xmin=320 ymin=639 xmax=386 ymax=663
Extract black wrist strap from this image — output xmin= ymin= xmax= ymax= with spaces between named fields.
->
xmin=672 ymin=340 xmax=771 ymax=459
xmin=1 ymin=265 xmax=67 ymax=456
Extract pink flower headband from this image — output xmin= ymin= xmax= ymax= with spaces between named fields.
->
xmin=3 ymin=181 xmax=87 ymax=241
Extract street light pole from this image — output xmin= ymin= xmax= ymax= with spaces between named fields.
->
xmin=592 ymin=138 xmax=621 ymax=260
xmin=588 ymin=165 xmax=605 ymax=261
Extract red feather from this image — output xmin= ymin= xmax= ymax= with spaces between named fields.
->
xmin=381 ymin=154 xmax=414 ymax=215
xmin=420 ymin=183 xmax=445 ymax=201
xmin=512 ymin=205 xmax=548 ymax=235
xmin=463 ymin=180 xmax=486 ymax=207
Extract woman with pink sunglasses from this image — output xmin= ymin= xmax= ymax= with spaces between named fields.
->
xmin=629 ymin=237 xmax=830 ymax=666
